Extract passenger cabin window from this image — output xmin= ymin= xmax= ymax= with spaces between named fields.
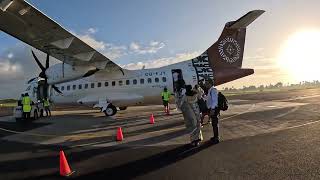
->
xmin=98 ymin=82 xmax=102 ymax=87
xmin=126 ymin=80 xmax=130 ymax=85
xmin=85 ymin=84 xmax=88 ymax=89
xmin=91 ymin=83 xmax=95 ymax=88
xmin=105 ymin=82 xmax=108 ymax=87
xmin=148 ymin=78 xmax=152 ymax=83
xmin=73 ymin=85 xmax=76 ymax=90
xmin=61 ymin=86 xmax=65 ymax=91
xmin=155 ymin=77 xmax=159 ymax=83
xmin=119 ymin=81 xmax=123 ymax=86
xmin=162 ymin=77 xmax=167 ymax=82
xmin=133 ymin=79 xmax=137 ymax=85
xmin=112 ymin=81 xmax=116 ymax=86
xmin=78 ymin=84 xmax=82 ymax=90
xmin=140 ymin=79 xmax=144 ymax=84
xmin=67 ymin=85 xmax=70 ymax=91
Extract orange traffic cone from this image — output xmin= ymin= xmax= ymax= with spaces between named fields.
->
xmin=150 ymin=114 xmax=155 ymax=124
xmin=116 ymin=127 xmax=124 ymax=141
xmin=59 ymin=150 xmax=75 ymax=177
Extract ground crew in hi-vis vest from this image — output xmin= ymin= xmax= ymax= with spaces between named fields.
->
xmin=22 ymin=93 xmax=32 ymax=120
xmin=161 ymin=87 xmax=171 ymax=114
xmin=43 ymin=98 xmax=51 ymax=117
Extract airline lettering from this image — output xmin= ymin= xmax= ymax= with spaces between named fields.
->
xmin=145 ymin=71 xmax=166 ymax=76
xmin=191 ymin=51 xmax=214 ymax=82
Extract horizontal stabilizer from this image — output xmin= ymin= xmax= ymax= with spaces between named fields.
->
xmin=228 ymin=10 xmax=265 ymax=29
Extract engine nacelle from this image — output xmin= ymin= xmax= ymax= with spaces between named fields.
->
xmin=46 ymin=63 xmax=97 ymax=84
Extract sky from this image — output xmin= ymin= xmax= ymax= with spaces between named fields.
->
xmin=1 ymin=0 xmax=320 ymax=98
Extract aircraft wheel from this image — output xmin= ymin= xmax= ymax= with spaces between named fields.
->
xmin=104 ymin=105 xmax=117 ymax=116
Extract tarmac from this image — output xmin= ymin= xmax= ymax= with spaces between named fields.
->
xmin=1 ymin=88 xmax=320 ymax=179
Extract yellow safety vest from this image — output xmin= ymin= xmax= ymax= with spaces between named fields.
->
xmin=43 ymin=99 xmax=50 ymax=107
xmin=22 ymin=96 xmax=32 ymax=112
xmin=161 ymin=91 xmax=171 ymax=101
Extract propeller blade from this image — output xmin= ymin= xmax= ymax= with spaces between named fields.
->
xmin=62 ymin=61 xmax=65 ymax=78
xmin=45 ymin=54 xmax=49 ymax=69
xmin=83 ymin=68 xmax=99 ymax=77
xmin=52 ymin=85 xmax=63 ymax=94
xmin=27 ymin=77 xmax=37 ymax=84
xmin=31 ymin=50 xmax=46 ymax=71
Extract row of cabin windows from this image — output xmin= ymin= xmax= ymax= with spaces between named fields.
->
xmin=60 ymin=77 xmax=167 ymax=91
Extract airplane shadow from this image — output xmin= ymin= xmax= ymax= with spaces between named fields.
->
xmin=18 ymin=141 xmax=216 ymax=180
xmin=77 ymin=141 xmax=216 ymax=179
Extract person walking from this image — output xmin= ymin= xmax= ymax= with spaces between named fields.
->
xmin=43 ymin=97 xmax=51 ymax=117
xmin=178 ymin=85 xmax=203 ymax=147
xmin=206 ymin=81 xmax=220 ymax=144
xmin=22 ymin=93 xmax=32 ymax=120
xmin=161 ymin=87 xmax=171 ymax=114
xmin=194 ymin=85 xmax=210 ymax=126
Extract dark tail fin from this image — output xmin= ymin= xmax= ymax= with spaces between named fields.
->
xmin=205 ymin=10 xmax=265 ymax=85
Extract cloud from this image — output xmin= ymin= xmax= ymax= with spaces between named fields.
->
xmin=122 ymin=51 xmax=201 ymax=70
xmin=87 ymin=27 xmax=98 ymax=34
xmin=0 ymin=45 xmax=63 ymax=99
xmin=129 ymin=41 xmax=165 ymax=54
xmin=7 ymin=53 xmax=13 ymax=59
xmin=76 ymin=30 xmax=166 ymax=58
xmin=76 ymin=33 xmax=127 ymax=60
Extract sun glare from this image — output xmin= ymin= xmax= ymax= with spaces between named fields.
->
xmin=278 ymin=30 xmax=320 ymax=82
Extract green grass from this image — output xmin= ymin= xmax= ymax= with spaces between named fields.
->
xmin=0 ymin=99 xmax=17 ymax=108
xmin=0 ymin=103 xmax=17 ymax=107
xmin=222 ymin=86 xmax=320 ymax=97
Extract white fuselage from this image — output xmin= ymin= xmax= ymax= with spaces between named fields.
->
xmin=47 ymin=58 xmax=213 ymax=108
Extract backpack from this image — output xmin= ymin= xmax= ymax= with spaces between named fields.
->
xmin=218 ymin=92 xmax=228 ymax=111
xmin=197 ymin=98 xmax=209 ymax=113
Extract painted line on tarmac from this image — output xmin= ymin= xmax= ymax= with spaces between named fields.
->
xmin=220 ymin=104 xmax=256 ymax=121
xmin=285 ymin=119 xmax=320 ymax=130
xmin=275 ymin=94 xmax=320 ymax=102
xmin=71 ymin=105 xmax=258 ymax=148
xmin=0 ymin=104 xmax=256 ymax=140
xmin=0 ymin=127 xmax=113 ymax=138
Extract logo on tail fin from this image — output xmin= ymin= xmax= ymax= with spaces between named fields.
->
xmin=218 ymin=37 xmax=241 ymax=64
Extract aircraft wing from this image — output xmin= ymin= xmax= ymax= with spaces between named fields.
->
xmin=0 ymin=0 xmax=122 ymax=71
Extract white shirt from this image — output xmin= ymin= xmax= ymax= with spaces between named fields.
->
xmin=206 ymin=87 xmax=218 ymax=109
xmin=173 ymin=72 xmax=179 ymax=82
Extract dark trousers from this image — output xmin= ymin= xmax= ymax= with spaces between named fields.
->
xmin=210 ymin=108 xmax=220 ymax=139
xmin=23 ymin=112 xmax=30 ymax=120
xmin=45 ymin=107 xmax=51 ymax=116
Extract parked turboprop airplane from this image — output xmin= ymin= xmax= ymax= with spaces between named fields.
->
xmin=0 ymin=0 xmax=264 ymax=116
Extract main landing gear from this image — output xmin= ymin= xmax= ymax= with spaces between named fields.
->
xmin=104 ymin=104 xmax=117 ymax=116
